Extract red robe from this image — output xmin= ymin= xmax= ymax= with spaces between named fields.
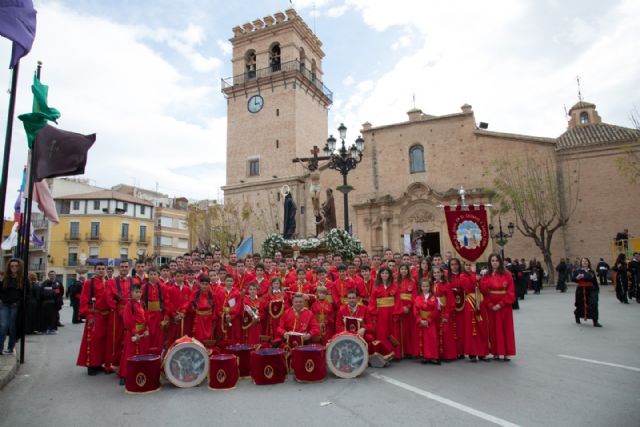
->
xmin=76 ymin=276 xmax=110 ymax=367
xmin=413 ymin=293 xmax=440 ymax=360
xmin=191 ymin=284 xmax=217 ymax=346
xmin=462 ymin=272 xmax=489 ymax=357
xmin=310 ymin=299 xmax=335 ymax=345
xmin=242 ymin=295 xmax=263 ymax=345
xmin=260 ymin=290 xmax=289 ymax=339
xmin=104 ymin=276 xmax=132 ymax=370
xmin=255 ymin=275 xmax=270 ymax=296
xmin=330 ymin=277 xmax=355 ymax=308
xmin=368 ymin=283 xmax=401 ymax=359
xmin=234 ymin=271 xmax=256 ymax=296
xmin=449 ymin=273 xmax=470 ymax=356
xmin=141 ymin=280 xmax=170 ymax=354
xmin=215 ymin=286 xmax=242 ymax=344
xmin=357 ymin=277 xmax=375 ymax=305
xmin=481 ymin=272 xmax=516 ymax=356
xmin=276 ymin=307 xmax=321 ymax=344
xmin=168 ymin=282 xmax=195 ymax=342
xmin=335 ymin=303 xmax=374 ymax=343
xmin=396 ymin=275 xmax=417 ymax=358
xmin=433 ymin=280 xmax=456 ymax=360
xmin=287 ymin=281 xmax=315 ymax=307
xmin=119 ymin=299 xmax=149 ymax=379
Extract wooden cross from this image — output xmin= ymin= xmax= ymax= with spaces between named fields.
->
xmin=292 ymin=145 xmax=330 ymax=172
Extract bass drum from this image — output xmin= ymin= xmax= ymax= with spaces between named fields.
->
xmin=325 ymin=332 xmax=368 ymax=379
xmin=163 ymin=336 xmax=209 ymax=388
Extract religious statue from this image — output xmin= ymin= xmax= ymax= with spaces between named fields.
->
xmin=282 ymin=185 xmax=297 ymax=239
xmin=315 ymin=188 xmax=336 ymax=237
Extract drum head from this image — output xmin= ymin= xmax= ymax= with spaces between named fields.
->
xmin=164 ymin=340 xmax=209 ymax=388
xmin=326 ymin=334 xmax=368 ymax=379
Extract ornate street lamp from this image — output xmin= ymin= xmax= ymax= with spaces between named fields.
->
xmin=488 ymin=216 xmax=515 ymax=260
xmin=323 ymin=123 xmax=365 ymax=232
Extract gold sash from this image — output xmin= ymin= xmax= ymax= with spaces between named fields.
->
xmin=377 ymin=297 xmax=395 ymax=307
xmin=400 ymin=293 xmax=413 ymax=301
xmin=135 ymin=323 xmax=145 ymax=332
xmin=419 ymin=310 xmax=431 ymax=319
xmin=196 ymin=309 xmax=212 ymax=315
xmin=147 ymin=301 xmax=161 ymax=312
xmin=488 ymin=289 xmax=507 ymax=294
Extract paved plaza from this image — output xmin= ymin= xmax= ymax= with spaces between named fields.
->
xmin=1 ymin=285 xmax=639 ymax=427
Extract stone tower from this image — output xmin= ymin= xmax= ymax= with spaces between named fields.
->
xmin=221 ymin=9 xmax=333 ymax=243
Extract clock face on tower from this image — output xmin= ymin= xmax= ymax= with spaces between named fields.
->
xmin=248 ymin=95 xmax=264 ymax=113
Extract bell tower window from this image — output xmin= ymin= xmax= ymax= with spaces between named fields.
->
xmin=270 ymin=43 xmax=281 ymax=72
xmin=246 ymin=50 xmax=256 ymax=79
xmin=409 ymin=145 xmax=425 ymax=173
xmin=579 ymin=111 xmax=589 ymax=124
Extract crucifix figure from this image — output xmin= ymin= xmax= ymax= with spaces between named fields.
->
xmin=292 ymin=146 xmax=333 ymax=236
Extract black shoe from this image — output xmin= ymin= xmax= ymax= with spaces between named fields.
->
xmin=469 ymin=356 xmax=478 ymax=363
xmin=119 ymin=377 xmax=126 ymax=386
xmin=503 ymin=357 xmax=511 ymax=362
xmin=57 ymin=322 xmax=65 ymax=327
xmin=457 ymin=355 xmax=465 ymax=360
xmin=493 ymin=355 xmax=500 ymax=361
xmin=623 ymin=301 xmax=630 ymax=304
xmin=431 ymin=359 xmax=441 ymax=365
xmin=575 ymin=316 xmax=581 ymax=324
xmin=479 ymin=356 xmax=490 ymax=362
xmin=593 ymin=322 xmax=603 ymax=327
xmin=87 ymin=367 xmax=99 ymax=376
xmin=420 ymin=359 xmax=429 ymax=364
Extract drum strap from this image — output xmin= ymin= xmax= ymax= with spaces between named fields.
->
xmin=143 ymin=282 xmax=164 ymax=311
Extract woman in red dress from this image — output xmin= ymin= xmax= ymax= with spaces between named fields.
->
xmin=481 ymin=253 xmax=516 ymax=361
xmin=431 ymin=266 xmax=456 ymax=361
xmin=396 ymin=264 xmax=416 ymax=358
xmin=447 ymin=258 xmax=469 ymax=358
xmin=368 ymin=266 xmax=401 ymax=359
xmin=413 ymin=277 xmax=441 ymax=365
xmin=461 ymin=262 xmax=489 ymax=362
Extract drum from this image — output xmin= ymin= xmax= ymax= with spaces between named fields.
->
xmin=223 ymin=344 xmax=253 ymax=378
xmin=208 ymin=354 xmax=239 ymax=391
xmin=250 ymin=348 xmax=287 ymax=385
xmin=163 ymin=336 xmax=209 ymax=388
xmin=125 ymin=354 xmax=161 ymax=394
xmin=453 ymin=287 xmax=465 ymax=312
xmin=369 ymin=340 xmax=394 ymax=368
xmin=325 ymin=332 xmax=368 ymax=379
xmin=291 ymin=345 xmax=326 ymax=383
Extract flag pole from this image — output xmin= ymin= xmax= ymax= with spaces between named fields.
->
xmin=0 ymin=61 xmax=21 ymax=236
xmin=19 ymin=61 xmax=42 ymax=364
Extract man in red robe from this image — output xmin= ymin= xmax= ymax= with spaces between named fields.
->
xmin=141 ymin=268 xmax=170 ymax=354
xmin=335 ymin=289 xmax=374 ymax=343
xmin=330 ymin=264 xmax=355 ymax=309
xmin=234 ymin=259 xmax=256 ymax=296
xmin=104 ymin=260 xmax=133 ymax=374
xmin=76 ymin=262 xmax=110 ymax=375
xmin=276 ymin=293 xmax=320 ymax=347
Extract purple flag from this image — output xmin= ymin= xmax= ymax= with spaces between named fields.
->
xmin=0 ymin=0 xmax=37 ymax=69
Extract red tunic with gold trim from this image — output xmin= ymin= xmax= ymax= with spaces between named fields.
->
xmin=368 ymin=283 xmax=401 ymax=359
xmin=234 ymin=271 xmax=256 ymax=296
xmin=395 ymin=275 xmax=417 ymax=358
xmin=141 ymin=280 xmax=170 ymax=354
xmin=255 ymin=275 xmax=270 ymax=296
xmin=330 ymin=277 xmax=355 ymax=309
xmin=104 ymin=276 xmax=132 ymax=370
xmin=413 ymin=292 xmax=440 ymax=360
xmin=462 ymin=272 xmax=489 ymax=357
xmin=481 ymin=272 xmax=516 ymax=356
xmin=276 ymin=307 xmax=321 ymax=343
xmin=119 ymin=298 xmax=149 ymax=379
xmin=287 ymin=280 xmax=315 ymax=307
xmin=168 ymin=282 xmax=195 ymax=341
xmin=214 ymin=286 xmax=242 ymax=344
xmin=432 ymin=280 xmax=456 ymax=360
xmin=242 ymin=295 xmax=263 ymax=345
xmin=310 ymin=299 xmax=335 ymax=345
xmin=191 ymin=284 xmax=217 ymax=346
xmin=260 ymin=290 xmax=289 ymax=339
xmin=335 ymin=303 xmax=374 ymax=342
xmin=356 ymin=276 xmax=375 ymax=305
xmin=76 ymin=276 xmax=110 ymax=367
xmin=449 ymin=272 xmax=470 ymax=357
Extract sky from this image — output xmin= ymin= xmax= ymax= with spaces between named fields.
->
xmin=0 ymin=0 xmax=638 ymax=214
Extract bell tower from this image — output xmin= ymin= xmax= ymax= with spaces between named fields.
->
xmin=221 ymin=9 xmax=332 ymax=241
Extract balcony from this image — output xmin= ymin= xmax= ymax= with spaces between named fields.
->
xmin=221 ymin=59 xmax=333 ymax=104
xmin=29 ymin=262 xmax=45 ymax=272
xmin=63 ymin=258 xmax=79 ymax=267
xmin=120 ymin=234 xmax=133 ymax=244
xmin=32 ymin=219 xmax=48 ymax=229
xmin=64 ymin=233 xmax=81 ymax=242
xmin=138 ymin=235 xmax=150 ymax=244
xmin=85 ymin=232 xmax=101 ymax=242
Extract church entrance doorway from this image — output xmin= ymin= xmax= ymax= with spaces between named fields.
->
xmin=422 ymin=232 xmax=441 ymax=257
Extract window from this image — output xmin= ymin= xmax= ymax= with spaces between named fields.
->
xmin=140 ymin=205 xmax=146 ymax=215
xmin=270 ymin=43 xmax=281 ymax=72
xmin=90 ymin=222 xmax=100 ymax=238
xmin=68 ymin=250 xmax=78 ymax=266
xmin=580 ymin=111 xmax=589 ymax=124
xmin=249 ymin=159 xmax=260 ymax=177
xmin=89 ymin=246 xmax=99 ymax=259
xmin=139 ymin=225 xmax=147 ymax=242
xmin=276 ymin=140 xmax=279 ymax=149
xmin=160 ymin=236 xmax=173 ymax=246
xmin=93 ymin=200 xmax=100 ymax=210
xmin=299 ymin=48 xmax=306 ymax=70
xmin=121 ymin=223 xmax=129 ymax=240
xmin=72 ymin=200 xmax=80 ymax=210
xmin=120 ymin=247 xmax=129 ymax=259
xmin=159 ymin=216 xmax=172 ymax=228
xmin=177 ymin=238 xmax=189 ymax=249
xmin=178 ymin=220 xmax=188 ymax=230
xmin=409 ymin=145 xmax=425 ymax=173
xmin=246 ymin=50 xmax=256 ymax=79
xmin=69 ymin=222 xmax=80 ymax=239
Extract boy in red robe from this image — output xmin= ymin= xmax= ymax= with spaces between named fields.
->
xmin=242 ymin=282 xmax=263 ymax=345
xmin=310 ymin=285 xmax=335 ymax=345
xmin=168 ymin=270 xmax=195 ymax=341
xmin=331 ymin=264 xmax=355 ymax=309
xmin=215 ymin=273 xmax=242 ymax=345
xmin=118 ymin=283 xmax=149 ymax=385
xmin=191 ymin=275 xmax=217 ymax=347
xmin=357 ymin=266 xmax=375 ymax=305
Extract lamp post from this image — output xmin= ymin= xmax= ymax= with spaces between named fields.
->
xmin=488 ymin=216 xmax=515 ymax=260
xmin=323 ymin=123 xmax=364 ymax=233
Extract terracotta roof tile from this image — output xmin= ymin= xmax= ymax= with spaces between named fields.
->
xmin=556 ymin=123 xmax=640 ymax=151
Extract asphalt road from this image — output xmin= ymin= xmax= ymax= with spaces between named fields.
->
xmin=1 ymin=285 xmax=639 ymax=427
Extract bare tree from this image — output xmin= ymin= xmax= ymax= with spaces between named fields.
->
xmin=614 ymin=106 xmax=640 ymax=183
xmin=492 ymin=156 xmax=579 ymax=283
xmin=187 ymin=200 xmax=251 ymax=257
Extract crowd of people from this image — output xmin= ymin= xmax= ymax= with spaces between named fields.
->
xmin=72 ymin=249 xmax=517 ymax=386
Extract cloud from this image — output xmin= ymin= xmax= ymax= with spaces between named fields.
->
xmin=342 ymin=75 xmax=355 ymax=86
xmin=217 ymin=39 xmax=232 ymax=56
xmin=328 ymin=5 xmax=349 ymax=17
xmin=0 ymin=2 xmax=227 ymax=205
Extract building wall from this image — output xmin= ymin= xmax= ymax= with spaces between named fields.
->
xmin=155 ymin=207 xmax=190 ymax=259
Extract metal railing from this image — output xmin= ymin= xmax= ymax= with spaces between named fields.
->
xmin=85 ymin=232 xmax=101 ymax=242
xmin=63 ymin=258 xmax=79 ymax=267
xmin=221 ymin=59 xmax=333 ymax=102
xmin=64 ymin=233 xmax=81 ymax=241
xmin=138 ymin=235 xmax=150 ymax=244
xmin=29 ymin=262 xmax=45 ymax=271
xmin=120 ymin=234 xmax=133 ymax=243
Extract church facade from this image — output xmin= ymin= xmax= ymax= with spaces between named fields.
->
xmin=222 ymin=9 xmax=640 ymax=265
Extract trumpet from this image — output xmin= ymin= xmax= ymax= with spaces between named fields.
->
xmin=244 ymin=304 xmax=260 ymax=322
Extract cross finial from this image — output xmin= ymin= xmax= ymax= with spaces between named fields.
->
xmin=576 ymin=75 xmax=583 ymax=102
xmin=412 ymin=93 xmax=416 ymax=109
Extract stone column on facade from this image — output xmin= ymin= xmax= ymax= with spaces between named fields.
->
xmin=380 ymin=212 xmax=392 ymax=250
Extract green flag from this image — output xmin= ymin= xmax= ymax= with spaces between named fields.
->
xmin=18 ymin=73 xmax=61 ymax=148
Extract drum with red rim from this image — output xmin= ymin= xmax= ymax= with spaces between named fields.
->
xmin=208 ymin=354 xmax=239 ymax=391
xmin=250 ymin=348 xmax=287 ymax=385
xmin=325 ymin=332 xmax=369 ymax=379
xmin=223 ymin=344 xmax=253 ymax=378
xmin=291 ymin=345 xmax=326 ymax=383
xmin=163 ymin=336 xmax=209 ymax=388
xmin=125 ymin=354 xmax=161 ymax=394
